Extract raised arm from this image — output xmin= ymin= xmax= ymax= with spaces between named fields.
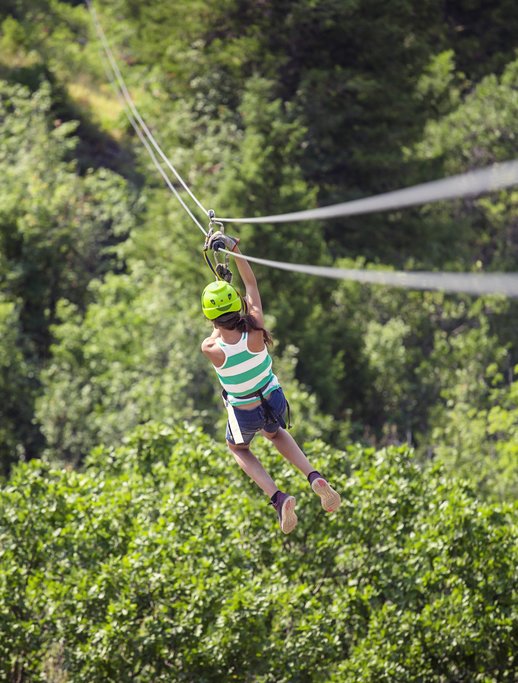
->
xmin=207 ymin=231 xmax=265 ymax=326
xmin=230 ymin=245 xmax=264 ymax=326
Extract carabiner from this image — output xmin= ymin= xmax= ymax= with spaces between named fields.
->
xmin=203 ymin=210 xmax=233 ymax=282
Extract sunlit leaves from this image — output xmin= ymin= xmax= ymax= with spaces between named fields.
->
xmin=1 ymin=426 xmax=516 ymax=680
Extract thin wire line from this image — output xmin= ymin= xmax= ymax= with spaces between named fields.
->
xmin=87 ymin=1 xmax=207 ymax=236
xmin=217 ymin=159 xmax=518 ymax=224
xmin=87 ymin=1 xmax=518 ymax=230
xmin=223 ymin=249 xmax=518 ymax=297
xmin=86 ymin=1 xmax=518 ymax=297
xmin=87 ymin=0 xmax=518 ymax=232
xmin=86 ymin=0 xmax=209 ymax=218
xmin=125 ymin=102 xmax=208 ymax=236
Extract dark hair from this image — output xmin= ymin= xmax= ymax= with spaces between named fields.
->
xmin=215 ymin=312 xmax=273 ymax=346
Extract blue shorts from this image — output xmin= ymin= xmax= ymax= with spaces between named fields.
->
xmin=225 ymin=387 xmax=287 ymax=446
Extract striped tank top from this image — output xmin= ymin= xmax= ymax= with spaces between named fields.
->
xmin=213 ymin=332 xmax=280 ymax=406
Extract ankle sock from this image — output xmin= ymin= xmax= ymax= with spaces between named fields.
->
xmin=270 ymin=490 xmax=282 ymax=506
xmin=307 ymin=471 xmax=323 ymax=486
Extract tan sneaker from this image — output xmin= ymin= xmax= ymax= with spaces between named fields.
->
xmin=272 ymin=493 xmax=298 ymax=534
xmin=311 ymin=478 xmax=341 ymax=513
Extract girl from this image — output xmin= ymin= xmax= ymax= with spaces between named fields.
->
xmin=200 ymin=231 xmax=341 ymax=534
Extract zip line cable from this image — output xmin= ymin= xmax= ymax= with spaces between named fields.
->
xmin=87 ymin=1 xmax=518 ymax=298
xmin=113 ymin=86 xmax=208 ymax=237
xmin=85 ymin=0 xmax=208 ymax=225
xmin=217 ymin=160 xmax=518 ymax=224
xmin=93 ymin=36 xmax=207 ymax=236
xmin=87 ymin=1 xmax=207 ymax=236
xmin=224 ymin=249 xmax=518 ymax=297
xmin=86 ymin=2 xmax=518 ymax=231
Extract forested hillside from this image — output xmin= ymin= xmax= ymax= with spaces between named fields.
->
xmin=0 ymin=1 xmax=517 ymax=680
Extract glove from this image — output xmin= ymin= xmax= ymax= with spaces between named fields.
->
xmin=208 ymin=231 xmax=238 ymax=252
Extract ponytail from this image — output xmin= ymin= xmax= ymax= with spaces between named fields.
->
xmin=215 ymin=312 xmax=273 ymax=346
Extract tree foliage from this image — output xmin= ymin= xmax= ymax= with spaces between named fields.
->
xmin=1 ymin=424 xmax=516 ymax=681
xmin=0 ymin=79 xmax=136 ymax=466
xmin=0 ymin=0 xmax=517 ymax=495
xmin=1 ymin=1 xmax=518 ymax=678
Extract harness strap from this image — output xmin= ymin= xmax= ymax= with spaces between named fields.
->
xmin=225 ymin=399 xmax=244 ymax=444
xmin=221 ymin=387 xmax=292 ymax=430
xmin=285 ymin=399 xmax=292 ymax=429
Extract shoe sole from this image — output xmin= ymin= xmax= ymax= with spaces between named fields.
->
xmin=311 ymin=478 xmax=341 ymax=513
xmin=280 ymin=496 xmax=298 ymax=534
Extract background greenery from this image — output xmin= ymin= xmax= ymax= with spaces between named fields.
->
xmin=0 ymin=0 xmax=517 ymax=680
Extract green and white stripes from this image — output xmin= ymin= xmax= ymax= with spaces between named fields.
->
xmin=214 ymin=333 xmax=279 ymax=405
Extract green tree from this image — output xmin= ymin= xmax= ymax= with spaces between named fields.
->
xmin=410 ymin=57 xmax=518 ymax=270
xmin=430 ymin=365 xmax=518 ymax=501
xmin=0 ymin=424 xmax=516 ymax=680
xmin=37 ymin=270 xmax=212 ymax=465
xmin=0 ymin=296 xmax=42 ymax=476
xmin=0 ymin=79 xmax=136 ymax=471
xmin=0 ymin=80 xmax=136 ymax=350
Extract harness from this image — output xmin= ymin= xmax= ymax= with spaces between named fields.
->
xmin=222 ymin=385 xmax=292 ymax=445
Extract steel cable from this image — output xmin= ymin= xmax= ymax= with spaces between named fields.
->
xmin=86 ymin=1 xmax=518 ymax=298
xmin=224 ymin=250 xmax=518 ymax=298
xmin=217 ymin=160 xmax=518 ymax=224
xmin=86 ymin=0 xmax=209 ymax=224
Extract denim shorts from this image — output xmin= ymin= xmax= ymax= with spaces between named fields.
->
xmin=225 ymin=387 xmax=287 ymax=445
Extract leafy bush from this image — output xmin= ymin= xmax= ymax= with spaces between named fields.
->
xmin=1 ymin=424 xmax=516 ymax=681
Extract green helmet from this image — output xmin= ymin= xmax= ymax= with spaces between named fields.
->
xmin=201 ymin=280 xmax=242 ymax=320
